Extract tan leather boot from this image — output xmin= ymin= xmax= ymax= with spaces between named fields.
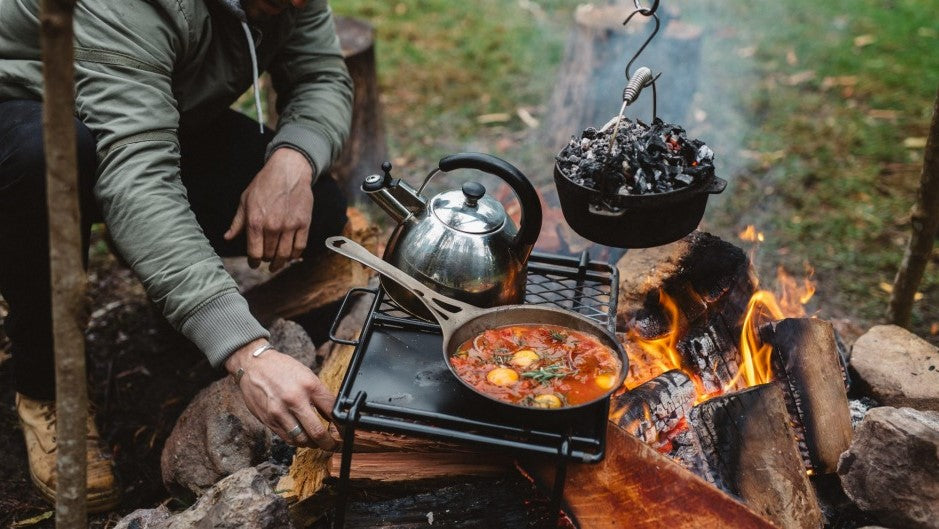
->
xmin=15 ymin=393 xmax=121 ymax=513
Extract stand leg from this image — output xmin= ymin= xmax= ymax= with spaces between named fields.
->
xmin=549 ymin=436 xmax=573 ymax=527
xmin=333 ymin=391 xmax=367 ymax=529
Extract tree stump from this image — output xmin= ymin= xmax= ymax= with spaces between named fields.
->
xmin=542 ymin=3 xmax=703 ymax=151
xmin=331 ymin=16 xmax=388 ymax=201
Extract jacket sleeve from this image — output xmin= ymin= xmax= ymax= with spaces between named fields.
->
xmin=73 ymin=3 xmax=268 ymax=367
xmin=267 ymin=0 xmax=353 ymax=181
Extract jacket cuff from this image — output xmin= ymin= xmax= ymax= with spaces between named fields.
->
xmin=266 ymin=123 xmax=334 ymax=184
xmin=180 ymin=291 xmax=270 ymax=368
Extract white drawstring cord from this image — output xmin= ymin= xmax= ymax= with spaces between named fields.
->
xmin=241 ymin=21 xmax=265 ymax=133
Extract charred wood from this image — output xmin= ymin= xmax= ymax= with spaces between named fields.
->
xmin=610 ymin=369 xmax=695 ymax=443
xmin=761 ymin=318 xmax=853 ymax=474
xmin=690 ymin=384 xmax=823 ymax=529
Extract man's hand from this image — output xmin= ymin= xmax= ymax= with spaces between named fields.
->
xmin=225 ymin=148 xmax=314 ymax=272
xmin=225 ymin=338 xmax=336 ymax=449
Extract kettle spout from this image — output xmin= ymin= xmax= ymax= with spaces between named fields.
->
xmin=361 ymin=163 xmax=426 ymax=224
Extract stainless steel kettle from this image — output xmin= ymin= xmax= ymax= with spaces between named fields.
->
xmin=362 ymin=152 xmax=543 ymax=320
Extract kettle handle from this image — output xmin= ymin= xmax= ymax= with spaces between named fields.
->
xmin=433 ymin=152 xmax=543 ymax=250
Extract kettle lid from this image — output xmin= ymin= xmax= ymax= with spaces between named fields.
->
xmin=430 ymin=181 xmax=505 ymax=234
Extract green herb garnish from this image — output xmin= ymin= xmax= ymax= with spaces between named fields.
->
xmin=521 ymin=364 xmax=577 ymax=384
xmin=549 ymin=330 xmax=568 ymax=343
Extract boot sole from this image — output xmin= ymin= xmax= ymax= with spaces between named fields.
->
xmin=29 ymin=467 xmax=121 ymax=514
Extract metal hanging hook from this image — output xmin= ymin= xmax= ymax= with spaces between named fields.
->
xmin=623 ymin=6 xmax=661 ymax=81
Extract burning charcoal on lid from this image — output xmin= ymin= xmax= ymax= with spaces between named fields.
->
xmin=556 ymin=117 xmax=716 ymax=206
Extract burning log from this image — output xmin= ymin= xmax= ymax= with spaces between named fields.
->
xmin=618 ymin=232 xmax=755 ymax=393
xmin=761 ymin=318 xmax=853 ymax=474
xmin=330 ymin=16 xmax=388 ymax=201
xmin=690 ymin=384 xmax=823 ymax=529
xmin=542 ymin=4 xmax=703 ymax=150
xmin=611 ymin=369 xmax=695 ymax=444
xmin=526 ymin=421 xmax=778 ymax=529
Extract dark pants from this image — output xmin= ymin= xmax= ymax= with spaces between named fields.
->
xmin=0 ymin=100 xmax=348 ymax=401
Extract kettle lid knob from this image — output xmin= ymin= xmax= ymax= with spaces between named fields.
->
xmin=462 ymin=181 xmax=485 ymax=207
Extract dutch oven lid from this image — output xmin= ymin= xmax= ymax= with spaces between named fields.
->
xmin=430 ymin=181 xmax=505 ymax=234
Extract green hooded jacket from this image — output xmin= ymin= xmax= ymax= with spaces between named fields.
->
xmin=0 ymin=0 xmax=353 ymax=366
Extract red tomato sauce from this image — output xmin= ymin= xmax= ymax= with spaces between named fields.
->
xmin=449 ymin=324 xmax=622 ymax=408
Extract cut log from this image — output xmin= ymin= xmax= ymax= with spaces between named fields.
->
xmin=690 ymin=384 xmax=823 ymax=529
xmin=542 ymin=4 xmax=703 ymax=150
xmin=326 ymin=452 xmax=511 ymax=485
xmin=331 ymin=16 xmax=388 ymax=201
xmin=243 ymin=208 xmax=379 ymax=325
xmin=526 ymin=421 xmax=778 ymax=529
xmin=761 ymin=318 xmax=853 ymax=474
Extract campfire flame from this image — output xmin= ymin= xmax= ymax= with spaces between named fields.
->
xmin=625 ymin=227 xmax=816 ymax=403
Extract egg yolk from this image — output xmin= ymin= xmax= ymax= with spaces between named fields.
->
xmin=595 ymin=373 xmax=617 ymax=390
xmin=533 ymin=394 xmax=562 ymax=408
xmin=510 ymin=349 xmax=540 ymax=368
xmin=486 ymin=367 xmax=519 ymax=386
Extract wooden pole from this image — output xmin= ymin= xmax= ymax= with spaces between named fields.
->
xmin=888 ymin=85 xmax=939 ymax=327
xmin=40 ymin=0 xmax=88 ymax=526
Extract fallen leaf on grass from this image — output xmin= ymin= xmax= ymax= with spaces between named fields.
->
xmin=867 ymin=109 xmax=899 ymax=120
xmin=784 ymin=70 xmax=816 ymax=85
xmin=477 ymin=113 xmax=511 ymax=124
xmin=516 ymin=107 xmax=539 ymax=128
xmin=821 ymin=75 xmax=858 ymax=90
xmin=931 ymin=322 xmax=939 ymax=336
xmin=786 ymin=49 xmax=798 ymax=65
xmin=853 ymin=34 xmax=876 ymax=47
xmin=904 ymin=137 xmax=927 ymax=149
xmin=12 ymin=511 xmax=53 ymax=528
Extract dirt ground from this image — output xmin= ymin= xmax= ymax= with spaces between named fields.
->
xmin=0 ymin=251 xmax=238 ymax=528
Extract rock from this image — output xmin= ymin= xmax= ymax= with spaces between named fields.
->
xmin=850 ymin=325 xmax=939 ymax=412
xmin=117 ymin=465 xmax=291 ymax=529
xmin=269 ymin=318 xmax=317 ymax=367
xmin=160 ymin=376 xmax=271 ymax=499
xmin=160 ymin=320 xmax=319 ymax=497
xmin=113 ymin=506 xmax=171 ymax=529
xmin=837 ymin=406 xmax=939 ymax=529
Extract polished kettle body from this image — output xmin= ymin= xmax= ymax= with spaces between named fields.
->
xmin=362 ymin=152 xmax=543 ymax=320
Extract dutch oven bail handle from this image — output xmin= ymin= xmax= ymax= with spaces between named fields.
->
xmin=418 ymin=152 xmax=543 ymax=251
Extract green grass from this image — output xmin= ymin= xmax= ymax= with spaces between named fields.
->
xmin=324 ymin=0 xmax=939 ymax=340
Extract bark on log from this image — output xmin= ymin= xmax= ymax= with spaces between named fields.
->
xmin=542 ymin=4 xmax=703 ymax=150
xmin=888 ymin=84 xmax=939 ymax=327
xmin=331 ymin=16 xmax=388 ymax=201
xmin=610 ymin=369 xmax=695 ymax=444
xmin=690 ymin=384 xmax=823 ymax=529
xmin=243 ymin=207 xmax=379 ymax=325
xmin=40 ymin=0 xmax=88 ymax=525
xmin=761 ymin=318 xmax=853 ymax=474
xmin=527 ymin=421 xmax=778 ymax=529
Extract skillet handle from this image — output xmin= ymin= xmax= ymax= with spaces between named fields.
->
xmin=324 ymin=236 xmax=485 ymax=329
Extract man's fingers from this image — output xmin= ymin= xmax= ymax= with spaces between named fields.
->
xmin=291 ymin=227 xmax=308 ymax=261
xmin=270 ymin=231 xmax=296 ymax=273
xmin=225 ymin=204 xmax=246 ymax=241
xmin=262 ymin=226 xmax=279 ymax=263
xmin=307 ymin=380 xmax=337 ymax=422
xmin=246 ymin=214 xmax=264 ymax=269
xmin=290 ymin=403 xmax=335 ymax=450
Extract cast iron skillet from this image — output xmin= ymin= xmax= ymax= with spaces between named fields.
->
xmin=325 ymin=236 xmax=628 ymax=412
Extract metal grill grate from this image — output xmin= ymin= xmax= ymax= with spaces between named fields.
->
xmin=374 ymin=251 xmax=619 ymax=334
